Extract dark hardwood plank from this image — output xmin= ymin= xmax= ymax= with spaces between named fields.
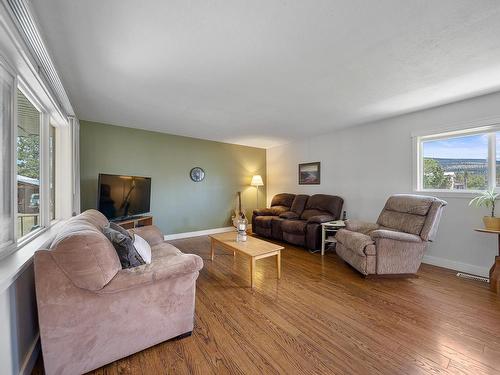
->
xmin=32 ymin=235 xmax=500 ymax=375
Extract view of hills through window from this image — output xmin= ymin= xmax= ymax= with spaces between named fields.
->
xmin=422 ymin=133 xmax=493 ymax=190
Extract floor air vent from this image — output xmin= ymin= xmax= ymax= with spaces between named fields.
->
xmin=456 ymin=272 xmax=489 ymax=283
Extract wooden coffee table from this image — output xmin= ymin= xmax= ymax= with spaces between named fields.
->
xmin=209 ymin=232 xmax=283 ymax=288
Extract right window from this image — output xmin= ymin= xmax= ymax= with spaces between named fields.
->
xmin=417 ymin=128 xmax=500 ymax=192
xmin=422 ymin=133 xmax=488 ymax=190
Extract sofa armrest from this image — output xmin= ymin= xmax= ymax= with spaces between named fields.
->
xmin=253 ymin=208 xmax=275 ymax=216
xmin=279 ymin=211 xmax=299 ymax=219
xmin=370 ymin=229 xmax=422 ymax=243
xmin=307 ymin=214 xmax=335 ymax=224
xmin=128 ymin=225 xmax=164 ymax=246
xmin=345 ymin=219 xmax=380 ymax=234
xmin=99 ymin=253 xmax=204 ymax=294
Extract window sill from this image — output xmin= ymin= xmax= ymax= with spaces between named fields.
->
xmin=0 ymin=219 xmax=66 ymax=293
xmin=413 ymin=190 xmax=481 ymax=199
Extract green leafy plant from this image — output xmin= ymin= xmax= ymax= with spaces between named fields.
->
xmin=469 ymin=188 xmax=500 ymax=217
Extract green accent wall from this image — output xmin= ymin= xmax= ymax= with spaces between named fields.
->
xmin=80 ymin=120 xmax=266 ymax=235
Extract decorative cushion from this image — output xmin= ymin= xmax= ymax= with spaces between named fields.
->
xmin=134 ymin=234 xmax=152 ymax=264
xmin=103 ymin=225 xmax=145 ymax=269
xmin=109 ymin=222 xmax=132 ymax=239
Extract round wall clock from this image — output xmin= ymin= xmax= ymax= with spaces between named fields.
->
xmin=190 ymin=167 xmax=205 ymax=182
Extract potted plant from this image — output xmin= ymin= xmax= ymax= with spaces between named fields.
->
xmin=469 ymin=188 xmax=500 ymax=230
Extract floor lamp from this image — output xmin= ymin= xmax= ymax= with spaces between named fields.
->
xmin=251 ymin=175 xmax=264 ymax=208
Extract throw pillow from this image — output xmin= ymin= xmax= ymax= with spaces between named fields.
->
xmin=102 ymin=225 xmax=145 ymax=268
xmin=133 ymin=234 xmax=152 ymax=264
xmin=109 ymin=222 xmax=132 ymax=239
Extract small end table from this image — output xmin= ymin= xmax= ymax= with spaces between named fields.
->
xmin=321 ymin=220 xmax=345 ymax=256
xmin=474 ymin=228 xmax=500 ymax=293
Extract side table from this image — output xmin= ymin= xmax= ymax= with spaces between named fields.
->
xmin=321 ymin=220 xmax=345 ymax=256
xmin=474 ymin=228 xmax=500 ymax=293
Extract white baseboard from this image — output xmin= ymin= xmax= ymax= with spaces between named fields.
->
xmin=422 ymin=255 xmax=489 ymax=277
xmin=164 ymin=226 xmax=235 ymax=241
xmin=19 ymin=333 xmax=40 ymax=375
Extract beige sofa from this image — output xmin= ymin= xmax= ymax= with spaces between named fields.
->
xmin=335 ymin=195 xmax=447 ymax=276
xmin=34 ymin=210 xmax=203 ymax=375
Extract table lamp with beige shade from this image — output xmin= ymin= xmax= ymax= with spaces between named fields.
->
xmin=251 ymin=175 xmax=264 ymax=208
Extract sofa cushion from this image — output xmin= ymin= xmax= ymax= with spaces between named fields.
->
xmin=376 ymin=195 xmax=436 ymax=235
xmin=50 ymin=230 xmax=121 ymax=291
xmin=335 ymin=229 xmax=375 ymax=256
xmin=279 ymin=211 xmax=299 ymax=219
xmin=152 ymin=242 xmax=183 ymax=259
xmin=377 ymin=211 xmax=426 ymax=235
xmin=300 ymin=194 xmax=343 ymax=220
xmin=48 ymin=210 xmax=121 ymax=291
xmin=383 ymin=195 xmax=434 ymax=216
xmin=281 ymin=220 xmax=307 ymax=234
xmin=128 ymin=225 xmax=164 ymax=247
xmin=290 ymin=194 xmax=309 ymax=214
xmin=49 ymin=210 xmax=109 ymax=249
xmin=307 ymin=214 xmax=335 ymax=224
xmin=255 ymin=216 xmax=274 ymax=228
xmin=270 ymin=193 xmax=295 ymax=208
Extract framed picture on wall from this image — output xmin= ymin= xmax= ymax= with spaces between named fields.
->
xmin=298 ymin=162 xmax=320 ymax=185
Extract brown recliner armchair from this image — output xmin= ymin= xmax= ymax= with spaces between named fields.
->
xmin=252 ymin=193 xmax=295 ymax=238
xmin=280 ymin=194 xmax=344 ymax=250
xmin=335 ymin=194 xmax=447 ymax=277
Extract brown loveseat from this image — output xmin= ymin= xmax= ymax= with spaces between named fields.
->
xmin=335 ymin=194 xmax=447 ymax=276
xmin=34 ymin=210 xmax=203 ymax=375
xmin=253 ymin=193 xmax=343 ymax=250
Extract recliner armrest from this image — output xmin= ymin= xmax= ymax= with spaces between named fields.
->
xmin=370 ymin=229 xmax=422 ymax=243
xmin=128 ymin=225 xmax=164 ymax=246
xmin=253 ymin=208 xmax=275 ymax=216
xmin=307 ymin=215 xmax=335 ymax=224
xmin=345 ymin=219 xmax=380 ymax=234
xmin=98 ymin=253 xmax=204 ymax=294
xmin=279 ymin=211 xmax=299 ymax=219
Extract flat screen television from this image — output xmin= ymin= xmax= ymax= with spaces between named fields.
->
xmin=97 ymin=173 xmax=151 ymax=220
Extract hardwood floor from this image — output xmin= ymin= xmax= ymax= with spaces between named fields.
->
xmin=33 ymin=235 xmax=500 ymax=374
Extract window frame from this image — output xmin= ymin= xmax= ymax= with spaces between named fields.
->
xmin=413 ymin=120 xmax=500 ymax=196
xmin=16 ymin=80 xmax=48 ymax=243
xmin=0 ymin=58 xmax=16 ymax=255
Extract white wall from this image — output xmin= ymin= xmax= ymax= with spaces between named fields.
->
xmin=267 ymin=91 xmax=500 ymax=277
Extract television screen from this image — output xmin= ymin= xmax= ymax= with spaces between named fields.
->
xmin=97 ymin=174 xmax=151 ymax=220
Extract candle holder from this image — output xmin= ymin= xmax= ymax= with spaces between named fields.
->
xmin=236 ymin=217 xmax=248 ymax=242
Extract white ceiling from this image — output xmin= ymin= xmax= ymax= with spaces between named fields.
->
xmin=31 ymin=0 xmax=500 ymax=148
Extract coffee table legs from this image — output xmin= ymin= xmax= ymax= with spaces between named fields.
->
xmin=276 ymin=251 xmax=281 ymax=280
xmin=250 ymin=257 xmax=256 ymax=288
xmin=210 ymin=239 xmax=282 ymax=288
